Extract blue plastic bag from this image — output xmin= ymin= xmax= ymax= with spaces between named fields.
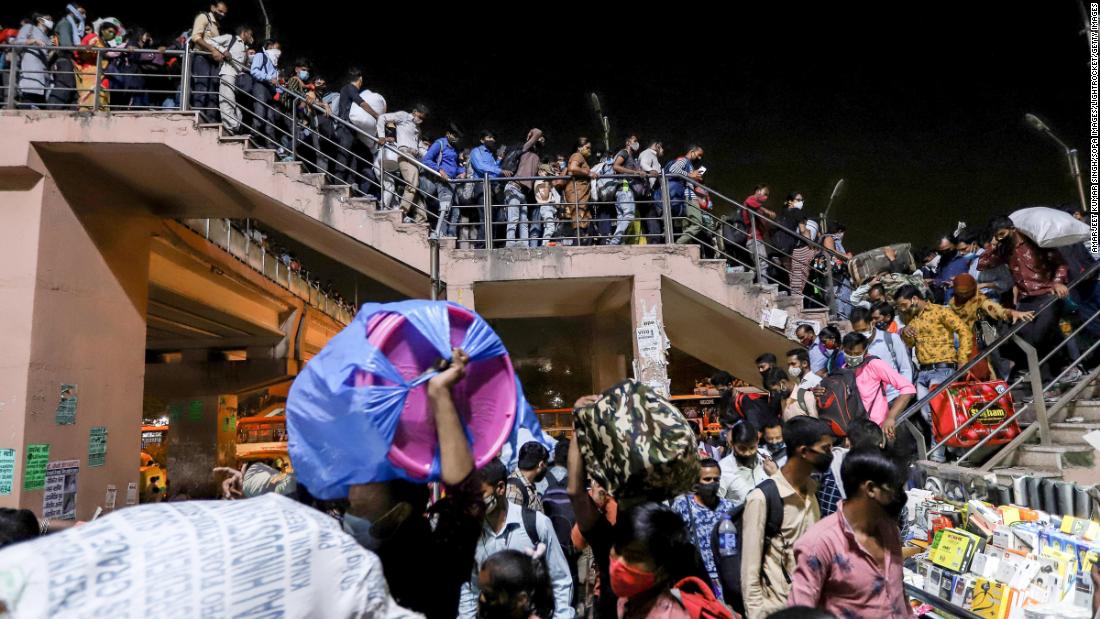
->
xmin=287 ymin=300 xmax=545 ymax=499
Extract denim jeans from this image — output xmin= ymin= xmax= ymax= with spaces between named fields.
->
xmin=421 ymin=178 xmax=455 ymax=237
xmin=916 ymin=366 xmax=955 ymax=461
xmin=504 ymin=183 xmax=529 ymax=247
xmin=538 ymin=204 xmax=559 ymax=245
xmin=610 ymin=190 xmax=636 ymax=245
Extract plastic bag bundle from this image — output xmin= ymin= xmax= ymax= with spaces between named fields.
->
xmin=287 ymin=300 xmax=546 ymax=500
xmin=572 ymin=380 xmax=699 ymax=505
xmin=0 ymin=494 xmax=421 ymax=618
xmin=1010 ymin=206 xmax=1090 ymax=248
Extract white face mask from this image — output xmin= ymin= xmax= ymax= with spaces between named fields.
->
xmin=265 ymin=48 xmax=282 ymax=65
xmin=40 ymin=19 xmax=54 ymax=31
xmin=788 ymin=366 xmax=803 ymax=378
xmin=792 ymin=200 xmax=804 ymax=209
xmin=861 ymin=330 xmax=874 ymax=339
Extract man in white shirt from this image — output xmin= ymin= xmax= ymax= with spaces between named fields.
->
xmin=212 ymin=25 xmax=252 ymax=134
xmin=718 ymin=420 xmax=776 ymax=508
xmin=638 ymin=140 xmax=664 ymax=241
xmin=376 ymin=104 xmax=429 ymax=221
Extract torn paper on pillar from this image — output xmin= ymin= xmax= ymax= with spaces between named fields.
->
xmin=0 ymin=494 xmax=422 ymax=618
xmin=42 ymin=460 xmax=79 ymax=520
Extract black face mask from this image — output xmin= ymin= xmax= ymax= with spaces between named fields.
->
xmin=874 ymin=321 xmax=890 ymax=331
xmin=765 ymin=441 xmax=786 ymax=462
xmin=811 ymin=449 xmax=834 ymax=473
xmin=695 ymin=481 xmax=720 ymax=503
xmin=881 ymin=488 xmax=908 ymax=519
xmin=734 ymin=453 xmax=757 ymax=468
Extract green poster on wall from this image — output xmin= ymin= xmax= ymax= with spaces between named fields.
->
xmin=23 ymin=444 xmax=50 ymax=491
xmin=88 ymin=426 xmax=108 ymax=467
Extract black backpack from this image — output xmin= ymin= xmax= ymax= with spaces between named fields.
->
xmin=815 ymin=358 xmax=877 ymax=436
xmin=710 ymin=478 xmax=786 ymax=613
xmin=734 ymin=392 xmax=779 ymax=431
xmin=499 ymin=144 xmax=525 ymax=175
xmin=542 ymin=473 xmax=577 ymax=557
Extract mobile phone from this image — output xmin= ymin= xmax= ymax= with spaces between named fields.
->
xmin=698 ymin=166 xmax=707 ymax=174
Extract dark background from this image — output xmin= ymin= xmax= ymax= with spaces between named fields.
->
xmin=5 ymin=1 xmax=1093 ymax=252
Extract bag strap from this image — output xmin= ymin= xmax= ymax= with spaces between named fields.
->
xmin=795 ymin=389 xmax=810 ymax=415
xmin=507 ymin=477 xmax=530 ymax=508
xmin=435 ymin=138 xmax=446 ymax=167
xmin=757 ymin=479 xmax=792 ymax=586
xmin=520 ymin=507 xmax=539 ymax=547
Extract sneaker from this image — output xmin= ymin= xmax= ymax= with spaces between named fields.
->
xmin=1060 ymin=366 xmax=1085 ymax=385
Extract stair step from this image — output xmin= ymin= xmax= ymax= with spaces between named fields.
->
xmin=725 ymin=270 xmax=754 ymax=285
xmin=1059 ymin=399 xmax=1100 ymax=422
xmin=346 ymin=197 xmax=378 ymax=211
xmin=218 ymin=135 xmax=250 ymax=144
xmin=243 ymin=148 xmax=277 ymax=162
xmin=299 ymin=173 xmax=327 ymax=188
xmin=273 ymin=161 xmax=303 ymax=178
xmin=196 ymin=122 xmax=222 ymax=130
xmin=321 ymin=184 xmax=352 ymax=199
xmin=774 ymin=295 xmax=802 ymax=309
xmin=1049 ymin=421 xmax=1100 ymax=445
xmin=1014 ymin=443 xmax=1096 ymax=470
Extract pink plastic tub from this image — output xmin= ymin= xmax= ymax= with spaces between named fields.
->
xmin=354 ymin=306 xmax=517 ymax=478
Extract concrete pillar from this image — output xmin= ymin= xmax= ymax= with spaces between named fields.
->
xmin=0 ymin=169 xmax=151 ymax=520
xmin=447 ymin=281 xmax=476 ymax=311
xmin=630 ymin=274 xmax=670 ymax=396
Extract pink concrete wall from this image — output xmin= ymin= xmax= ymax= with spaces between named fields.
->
xmin=0 ymin=162 xmax=148 ymax=518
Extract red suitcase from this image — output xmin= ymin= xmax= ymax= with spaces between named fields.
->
xmin=930 ymin=376 xmax=1021 ymax=448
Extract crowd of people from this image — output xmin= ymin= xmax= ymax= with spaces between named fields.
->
xmin=2 ymin=3 xmax=837 ymax=267
xmin=4 ymin=5 xmax=1100 ymax=619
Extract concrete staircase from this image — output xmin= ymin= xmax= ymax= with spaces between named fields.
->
xmin=920 ymin=373 xmax=1100 ymax=505
xmin=2 ymin=110 xmax=816 ymax=381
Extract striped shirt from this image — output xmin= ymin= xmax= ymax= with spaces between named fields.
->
xmin=666 ymin=157 xmax=697 ymax=202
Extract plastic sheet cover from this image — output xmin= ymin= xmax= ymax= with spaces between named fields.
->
xmin=287 ymin=300 xmax=549 ymax=499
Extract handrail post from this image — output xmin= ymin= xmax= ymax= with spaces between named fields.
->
xmin=482 ymin=175 xmax=493 ymax=248
xmin=1013 ymin=335 xmax=1051 ymax=446
xmin=180 ymin=46 xmax=192 ymax=112
xmin=659 ymin=171 xmax=673 ymax=244
xmin=4 ymin=48 xmax=17 ymax=109
xmin=429 ymin=236 xmax=441 ymax=300
xmin=291 ymin=104 xmax=298 ymax=161
xmin=92 ymin=48 xmax=103 ymax=112
xmin=826 ymin=256 xmax=836 ymax=316
xmin=749 ymin=214 xmax=763 ymax=283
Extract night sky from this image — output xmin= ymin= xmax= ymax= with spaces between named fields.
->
xmin=5 ymin=1 xmax=1092 ymax=252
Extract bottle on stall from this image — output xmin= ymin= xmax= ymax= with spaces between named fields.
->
xmin=717 ymin=514 xmax=737 ymax=557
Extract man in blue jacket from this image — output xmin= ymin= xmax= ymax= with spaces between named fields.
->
xmin=463 ymin=131 xmax=511 ymax=247
xmin=421 ymin=124 xmax=464 ymax=238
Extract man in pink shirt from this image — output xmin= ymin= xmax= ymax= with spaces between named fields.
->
xmin=788 ymin=449 xmax=915 ymax=617
xmin=842 ymin=332 xmax=915 ymax=441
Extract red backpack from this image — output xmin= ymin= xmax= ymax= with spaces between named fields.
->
xmin=671 ymin=577 xmax=738 ymax=619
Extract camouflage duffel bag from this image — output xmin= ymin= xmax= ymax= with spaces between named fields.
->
xmin=573 ymin=380 xmax=699 ymax=505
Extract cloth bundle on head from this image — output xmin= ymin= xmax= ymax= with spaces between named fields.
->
xmin=287 ymin=300 xmax=550 ymax=500
xmin=572 ymin=380 xmax=699 ymax=505
xmin=1010 ymin=206 xmax=1090 ymax=248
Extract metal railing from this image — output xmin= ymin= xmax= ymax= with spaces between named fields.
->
xmin=182 ymin=218 xmax=356 ymax=324
xmin=895 ymin=259 xmax=1100 ymax=466
xmin=3 ymin=40 xmax=852 ymax=315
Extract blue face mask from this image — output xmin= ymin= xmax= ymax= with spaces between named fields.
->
xmin=298 ymin=70 xmax=310 ymax=81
